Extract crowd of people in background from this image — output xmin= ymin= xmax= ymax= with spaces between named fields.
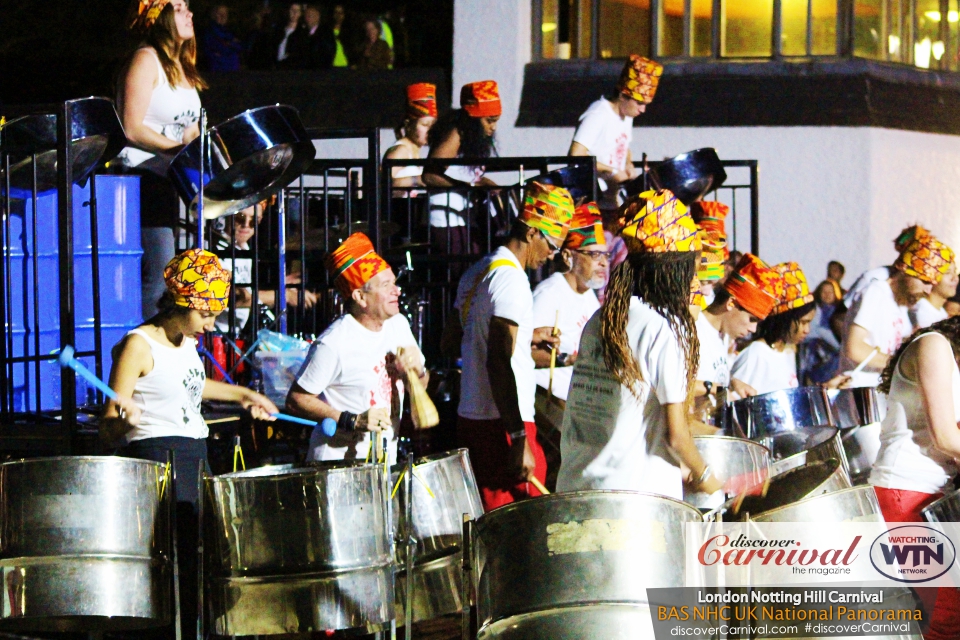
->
xmin=195 ymin=2 xmax=408 ymax=72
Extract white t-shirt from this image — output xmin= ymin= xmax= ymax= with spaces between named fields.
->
xmin=532 ymin=272 xmax=601 ymax=401
xmin=870 ymin=332 xmax=960 ymax=493
xmin=572 ymin=98 xmax=633 ymax=207
xmin=695 ymin=313 xmax=731 ymax=386
xmin=730 ymin=340 xmax=799 ymax=396
xmin=215 ymin=241 xmax=252 ymax=334
xmin=844 ymin=266 xmax=891 ymax=307
xmin=839 ymin=278 xmax=910 ymax=387
xmin=428 ymin=165 xmax=485 ymax=227
xmin=456 ymin=246 xmax=536 ymax=422
xmin=295 ymin=313 xmax=422 ymax=461
xmin=557 ymin=298 xmax=688 ymax=499
xmin=910 ymin=298 xmax=948 ymax=330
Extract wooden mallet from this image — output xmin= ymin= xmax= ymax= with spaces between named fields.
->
xmin=398 ymin=347 xmax=439 ymax=429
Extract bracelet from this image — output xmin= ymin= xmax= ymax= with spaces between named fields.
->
xmin=696 ymin=465 xmax=713 ymax=488
xmin=337 ymin=411 xmax=357 ymax=433
xmin=703 ymin=381 xmax=713 ymax=395
xmin=556 ymin=352 xmax=570 ymax=367
xmin=508 ymin=429 xmax=526 ymax=442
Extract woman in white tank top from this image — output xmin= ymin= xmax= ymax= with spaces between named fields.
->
xmin=117 ymin=0 xmax=204 ymax=321
xmin=870 ymin=317 xmax=960 ymax=640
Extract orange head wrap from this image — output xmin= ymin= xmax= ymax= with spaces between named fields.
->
xmin=460 ymin=81 xmax=502 ymax=118
xmin=772 ymin=262 xmax=815 ymax=315
xmin=617 ymin=54 xmax=664 ymax=104
xmin=564 ymin=202 xmax=607 ymax=251
xmin=130 ymin=0 xmax=170 ymax=32
xmin=691 ymin=200 xmax=728 ymax=282
xmin=406 ymin=83 xmax=437 ymax=119
xmin=325 ymin=232 xmax=391 ymax=296
xmin=164 ymin=249 xmax=231 ymax=312
xmin=617 ymin=189 xmax=701 ymax=254
xmin=722 ymin=253 xmax=782 ymax=320
xmin=894 ymin=234 xmax=955 ymax=285
xmin=520 ymin=182 xmax=575 ymax=243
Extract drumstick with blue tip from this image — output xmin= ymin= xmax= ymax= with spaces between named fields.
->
xmin=57 ymin=345 xmax=120 ymax=401
xmin=271 ymin=413 xmax=337 ymax=437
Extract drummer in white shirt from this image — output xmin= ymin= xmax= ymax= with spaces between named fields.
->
xmin=844 ymin=224 xmax=927 ymax=307
xmin=911 ymin=259 xmax=958 ymax=329
xmin=531 ymin=202 xmax=608 ymax=486
xmin=286 ymin=232 xmax=426 ymax=463
xmin=840 ymin=233 xmax=954 ymax=387
xmin=568 ymin=55 xmax=662 ymax=212
xmin=731 ymin=262 xmax=850 ymax=395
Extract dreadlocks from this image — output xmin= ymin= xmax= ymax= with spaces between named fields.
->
xmin=600 ymin=252 xmax=700 ymax=397
xmin=878 ymin=315 xmax=960 ymax=394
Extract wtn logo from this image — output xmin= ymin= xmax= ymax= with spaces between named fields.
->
xmin=870 ymin=526 xmax=956 ymax=583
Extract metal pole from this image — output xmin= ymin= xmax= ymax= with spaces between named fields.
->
xmin=369 ymin=128 xmax=382 ymax=253
xmin=651 ymin=0 xmax=662 ymax=56
xmin=684 ymin=0 xmax=693 ymax=55
xmin=57 ymin=100 xmax=77 ymax=450
xmin=168 ymin=449 xmax=183 ymax=640
xmin=712 ymin=0 xmax=723 ymax=58
xmin=197 ymin=109 xmax=206 ymax=249
xmin=750 ymin=161 xmax=760 ymax=256
xmin=89 ymin=174 xmax=104 ymax=388
xmin=460 ymin=515 xmax=473 ymax=640
xmin=806 ymin=0 xmax=813 ymax=55
xmin=591 ymin=0 xmax=601 ymax=59
xmin=0 ymin=150 xmax=9 ymax=417
xmin=532 ymin=0 xmax=544 ymax=59
xmin=404 ymin=452 xmax=415 ymax=640
xmin=772 ymin=0 xmax=783 ymax=57
xmin=196 ymin=460 xmax=206 ymax=640
xmin=276 ymin=192 xmax=287 ymax=335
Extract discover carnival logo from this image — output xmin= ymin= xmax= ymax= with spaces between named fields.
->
xmin=869 ymin=525 xmax=956 ymax=583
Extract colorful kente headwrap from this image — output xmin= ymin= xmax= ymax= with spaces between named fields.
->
xmin=690 ymin=277 xmax=707 ymax=310
xmin=564 ymin=202 xmax=607 ymax=251
xmin=460 ymin=81 xmax=502 ymax=118
xmin=325 ymin=232 xmax=391 ymax=296
xmin=894 ymin=234 xmax=955 ymax=285
xmin=617 ymin=54 xmax=663 ymax=104
xmin=691 ymin=201 xmax=728 ymax=282
xmin=520 ymin=182 xmax=574 ymax=243
xmin=406 ymin=83 xmax=437 ymax=119
xmin=772 ymin=262 xmax=815 ymax=315
xmin=163 ymin=249 xmax=231 ymax=312
xmin=894 ymin=225 xmax=929 ymax=253
xmin=722 ymin=253 xmax=782 ymax=320
xmin=617 ymin=189 xmax=700 ymax=254
xmin=130 ymin=0 xmax=170 ymax=32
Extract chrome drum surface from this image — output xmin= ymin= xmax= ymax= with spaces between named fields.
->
xmin=684 ymin=436 xmax=771 ymax=509
xmin=0 ymin=456 xmax=171 ymax=631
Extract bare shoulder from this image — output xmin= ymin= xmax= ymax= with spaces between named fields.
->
xmin=428 ymin=127 xmax=460 ymax=158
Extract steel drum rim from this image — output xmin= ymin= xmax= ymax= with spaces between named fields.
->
xmin=476 ymin=489 xmax=704 ymax=525
xmin=208 ymin=562 xmax=396 ymax=585
xmin=693 ymin=435 xmax=772 ymax=453
xmin=0 ymin=455 xmax=166 ymax=469
xmin=209 ymin=460 xmax=377 ymax=481
xmin=747 ymin=483 xmax=873 ymax=521
xmin=389 ymin=447 xmax=471 ymax=471
xmin=921 ymin=489 xmax=959 ymax=521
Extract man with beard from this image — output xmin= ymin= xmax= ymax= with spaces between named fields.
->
xmin=840 ymin=233 xmax=954 ymax=387
xmin=455 ymin=182 xmax=574 ymax=510
xmin=422 ymin=80 xmax=501 ymax=257
xmin=530 ymin=202 xmax=608 ymax=488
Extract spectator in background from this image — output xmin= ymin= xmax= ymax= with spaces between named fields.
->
xmin=201 ymin=4 xmax=242 ymax=71
xmin=245 ymin=4 xmax=276 ymax=69
xmin=946 ymin=292 xmax=960 ymax=317
xmin=726 ymin=250 xmax=743 ymax=277
xmin=300 ymin=5 xmax=335 ymax=68
xmin=358 ymin=18 xmax=392 ymax=70
xmin=331 ymin=4 xmax=349 ymax=67
xmin=274 ymin=3 xmax=304 ymax=68
xmin=827 ymin=260 xmax=846 ymax=294
xmin=801 ymin=280 xmax=843 ymax=385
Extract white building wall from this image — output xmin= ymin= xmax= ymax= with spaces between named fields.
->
xmin=451 ymin=0 xmax=960 ymax=288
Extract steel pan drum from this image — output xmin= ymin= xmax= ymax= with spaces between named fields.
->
xmin=684 ymin=436 xmax=771 ymax=509
xmin=392 ymin=449 xmax=483 ymax=622
xmin=2 ymin=97 xmax=126 ymax=191
xmin=840 ymin=422 xmax=882 ymax=484
xmin=168 ymin=105 xmax=315 ymax=220
xmin=203 ymin=461 xmax=392 ymax=635
xmin=524 ymin=164 xmax=596 ymax=202
xmin=646 ymin=148 xmax=727 ymax=205
xmin=770 ymin=430 xmax=849 ymax=478
xmin=726 ymin=458 xmax=850 ymax=521
xmin=750 ymin=485 xmax=882 ymax=523
xmin=474 ymin=491 xmax=702 ymax=640
xmin=828 ymin=387 xmax=883 ymax=429
xmin=922 ymin=490 xmax=960 ymax=523
xmin=0 ymin=456 xmax=171 ymax=631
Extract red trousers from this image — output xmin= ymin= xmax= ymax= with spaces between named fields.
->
xmin=875 ymin=486 xmax=960 ymax=640
xmin=456 ymin=416 xmax=547 ymax=511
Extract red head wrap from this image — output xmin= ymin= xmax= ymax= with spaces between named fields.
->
xmin=460 ymin=81 xmax=502 ymax=118
xmin=722 ymin=253 xmax=781 ymax=320
xmin=325 ymin=233 xmax=391 ymax=296
xmin=406 ymin=83 xmax=437 ymax=119
xmin=564 ymin=202 xmax=607 ymax=250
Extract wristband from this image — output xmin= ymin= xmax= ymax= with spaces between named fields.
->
xmin=508 ymin=429 xmax=526 ymax=442
xmin=696 ymin=465 xmax=713 ymax=488
xmin=337 ymin=411 xmax=358 ymax=433
xmin=703 ymin=381 xmax=713 ymax=395
xmin=556 ymin=352 xmax=570 ymax=367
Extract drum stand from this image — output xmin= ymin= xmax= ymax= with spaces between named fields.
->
xmin=402 ymin=452 xmax=415 ymax=640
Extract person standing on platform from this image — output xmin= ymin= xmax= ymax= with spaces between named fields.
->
xmin=116 ymin=0 xmax=203 ymax=321
xmin=912 ymin=259 xmax=959 ymax=329
xmin=530 ymin=202 xmax=608 ymax=488
xmin=101 ymin=248 xmax=277 ymax=640
xmin=844 ymin=225 xmax=928 ymax=306
xmin=455 ymin=182 xmax=574 ymax=510
xmin=287 ymin=233 xmax=426 ymax=463
xmin=556 ymin=189 xmax=721 ymax=498
xmin=871 ymin=318 xmax=960 ymax=638
xmin=422 ymin=80 xmax=501 ymax=257
xmin=384 ymin=83 xmax=438 ymax=191
xmin=840 ymin=233 xmax=954 ymax=387
xmin=568 ymin=55 xmax=662 ymax=215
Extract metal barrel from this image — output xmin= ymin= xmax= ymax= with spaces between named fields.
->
xmin=728 ymin=458 xmax=851 ymax=521
xmin=473 ymin=491 xmax=702 ymax=640
xmin=0 ymin=456 xmax=171 ymax=631
xmin=390 ymin=448 xmax=484 ymax=622
xmin=203 ymin=461 xmax=393 ymax=635
xmin=684 ymin=436 xmax=771 ymax=509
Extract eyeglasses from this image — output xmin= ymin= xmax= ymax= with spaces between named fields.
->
xmin=540 ymin=231 xmax=561 ymax=252
xmin=572 ymin=249 xmax=612 ymax=262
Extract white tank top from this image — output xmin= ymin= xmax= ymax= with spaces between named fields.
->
xmin=119 ymin=48 xmax=202 ymax=168
xmin=870 ymin=332 xmax=960 ymax=493
xmin=123 ymin=328 xmax=208 ymax=443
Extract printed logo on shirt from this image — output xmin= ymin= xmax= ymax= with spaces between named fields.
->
xmin=181 ymin=366 xmax=205 ymax=425
xmin=369 ymin=358 xmax=393 ymax=408
xmin=889 ymin=318 xmax=906 ymax=355
xmin=611 ymin=132 xmax=629 ymax=171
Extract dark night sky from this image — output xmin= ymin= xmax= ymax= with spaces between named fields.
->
xmin=1 ymin=0 xmax=453 ymax=109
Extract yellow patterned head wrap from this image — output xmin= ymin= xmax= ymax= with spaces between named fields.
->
xmin=772 ymin=262 xmax=815 ymax=315
xmin=894 ymin=234 xmax=955 ymax=285
xmin=130 ymin=0 xmax=171 ymax=32
xmin=617 ymin=54 xmax=664 ymax=104
xmin=617 ymin=189 xmax=700 ymax=254
xmin=164 ymin=249 xmax=231 ymax=312
xmin=564 ymin=202 xmax=607 ymax=250
xmin=520 ymin=182 xmax=574 ymax=243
